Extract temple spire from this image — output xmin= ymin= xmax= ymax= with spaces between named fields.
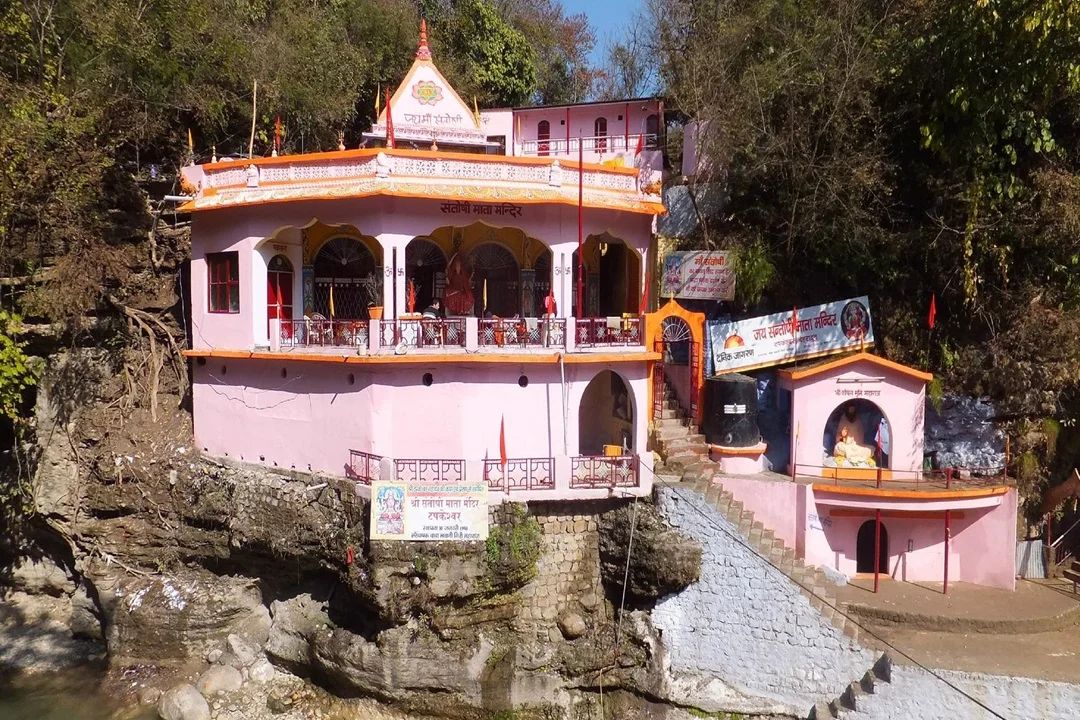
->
xmin=416 ymin=18 xmax=432 ymax=61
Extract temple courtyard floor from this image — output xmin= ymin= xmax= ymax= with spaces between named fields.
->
xmin=838 ymin=578 xmax=1080 ymax=683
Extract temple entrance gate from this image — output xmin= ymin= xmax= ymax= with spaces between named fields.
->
xmin=645 ymin=300 xmax=706 ymax=426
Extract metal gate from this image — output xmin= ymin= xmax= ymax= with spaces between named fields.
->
xmin=653 ymin=317 xmax=698 ymax=422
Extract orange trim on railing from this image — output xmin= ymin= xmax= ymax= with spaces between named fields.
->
xmin=811 ymin=484 xmax=1010 ymax=500
xmin=182 ymin=349 xmax=661 ymax=365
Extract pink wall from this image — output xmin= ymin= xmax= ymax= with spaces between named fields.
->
xmin=784 ymin=361 xmax=927 ymax=475
xmin=189 ymin=196 xmax=654 ymax=352
xmin=514 ymin=102 xmax=661 ymax=152
xmin=192 ymin=358 xmax=652 ymax=477
xmin=718 ymin=476 xmax=1017 ymax=590
xmin=719 ymin=476 xmax=804 ymax=552
xmin=803 ymin=489 xmax=1017 ymax=590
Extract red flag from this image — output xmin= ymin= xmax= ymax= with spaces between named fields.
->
xmin=274 ymin=116 xmax=282 ymax=152
xmin=385 ymin=88 xmax=395 ymax=149
xmin=634 ymin=133 xmax=644 ymax=156
xmin=640 ymin=267 xmax=651 ymax=314
xmin=499 ymin=415 xmax=507 ymax=472
xmin=545 ymin=286 xmax=556 ymax=316
xmin=928 ymin=293 xmax=937 ymax=329
xmin=790 ymin=306 xmax=798 ymax=338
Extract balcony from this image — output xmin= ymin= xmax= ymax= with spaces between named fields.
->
xmin=520 ymin=134 xmax=659 ymax=157
xmin=349 ymin=450 xmax=646 ymax=500
xmin=273 ymin=315 xmax=645 ymax=356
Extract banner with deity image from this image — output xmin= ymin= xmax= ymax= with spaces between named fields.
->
xmin=709 ymin=296 xmax=874 ymax=374
xmin=370 ymin=481 xmax=489 ymax=542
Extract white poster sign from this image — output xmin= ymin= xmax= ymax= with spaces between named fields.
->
xmin=370 ymin=481 xmax=489 ymax=541
xmin=710 ymin=296 xmax=874 ymax=374
xmin=661 ymin=251 xmax=735 ymax=301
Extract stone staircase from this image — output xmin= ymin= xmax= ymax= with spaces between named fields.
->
xmin=810 ymin=653 xmax=894 ymax=718
xmin=650 ymin=383 xmax=864 ymax=648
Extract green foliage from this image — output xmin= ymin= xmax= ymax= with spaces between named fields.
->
xmin=0 ymin=311 xmax=37 ymax=423
xmin=483 ymin=505 xmax=541 ymax=586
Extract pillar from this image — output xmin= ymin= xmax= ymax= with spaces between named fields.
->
xmin=520 ymin=267 xmax=536 ymax=317
xmin=376 ymin=233 xmax=413 ymax=319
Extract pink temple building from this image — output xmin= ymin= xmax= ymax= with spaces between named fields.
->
xmin=179 ymin=23 xmax=665 ymax=500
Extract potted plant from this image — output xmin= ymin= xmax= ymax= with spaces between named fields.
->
xmin=362 ymin=274 xmax=384 ymax=320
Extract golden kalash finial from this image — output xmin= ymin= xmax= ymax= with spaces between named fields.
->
xmin=338 ymin=132 xmax=346 ymax=152
xmin=416 ymin=18 xmax=432 ymax=61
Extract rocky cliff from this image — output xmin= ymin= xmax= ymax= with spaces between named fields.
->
xmin=1 ymin=348 xmax=707 ymax=720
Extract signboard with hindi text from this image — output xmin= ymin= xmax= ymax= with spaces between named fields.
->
xmin=661 ymin=251 xmax=735 ymax=301
xmin=709 ymin=296 xmax=874 ymax=374
xmin=370 ymin=481 xmax=489 ymax=542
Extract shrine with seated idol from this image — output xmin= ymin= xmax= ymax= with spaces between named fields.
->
xmin=179 ymin=21 xmax=665 ymax=500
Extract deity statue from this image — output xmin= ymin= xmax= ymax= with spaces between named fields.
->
xmin=833 ymin=426 xmax=874 ymax=465
xmin=443 ymin=252 xmax=475 ymax=316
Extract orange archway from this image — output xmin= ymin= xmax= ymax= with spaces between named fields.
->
xmin=645 ymin=300 xmax=706 ymax=426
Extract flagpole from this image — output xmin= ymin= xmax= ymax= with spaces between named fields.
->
xmin=577 ymin=138 xmax=584 ymax=318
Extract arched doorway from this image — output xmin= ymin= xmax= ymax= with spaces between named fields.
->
xmin=467 ymin=243 xmax=519 ymax=317
xmin=823 ymin=399 xmax=889 ymax=469
xmin=578 ymin=370 xmax=634 ymax=456
xmin=594 ymin=117 xmax=608 ymax=152
xmin=856 ymin=520 xmax=889 ymax=574
xmin=313 ymin=237 xmax=378 ymax=319
xmin=572 ymin=235 xmax=641 ymax=317
xmin=533 ymin=251 xmax=553 ymax=314
xmin=267 ymin=254 xmax=294 ymax=335
xmin=406 ymin=238 xmax=447 ymax=313
xmin=645 ymin=114 xmax=660 ymax=148
xmin=537 ymin=120 xmax=550 ymax=156
xmin=654 ymin=316 xmax=698 ymax=420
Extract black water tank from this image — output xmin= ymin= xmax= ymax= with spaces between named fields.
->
xmin=703 ymin=374 xmax=760 ymax=447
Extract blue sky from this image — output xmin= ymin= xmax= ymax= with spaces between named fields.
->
xmin=559 ymin=0 xmax=643 ymax=65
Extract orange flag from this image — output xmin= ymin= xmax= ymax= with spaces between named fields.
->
xmin=640 ymin=268 xmax=651 ymax=314
xmin=499 ymin=415 xmax=507 ymax=472
xmin=385 ymin=88 xmax=395 ymax=149
xmin=928 ymin=293 xmax=937 ymax=329
xmin=790 ymin=306 xmax=798 ymax=338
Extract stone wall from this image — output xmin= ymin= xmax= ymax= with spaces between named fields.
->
xmin=650 ymin=486 xmax=877 ymax=717
xmin=517 ymin=501 xmax=615 ymax=636
xmin=855 ymin=666 xmax=1080 ymax=719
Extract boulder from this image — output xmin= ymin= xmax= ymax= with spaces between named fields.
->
xmin=227 ymin=633 xmax=258 ymax=666
xmin=265 ymin=594 xmax=329 ymax=671
xmin=557 ymin=612 xmax=587 ymax=640
xmin=249 ymin=657 xmax=276 ymax=684
xmin=598 ymin=503 xmax=702 ymax=606
xmin=11 ymin=556 xmax=72 ymax=597
xmin=157 ymin=683 xmax=210 ymax=720
xmin=102 ymin=568 xmax=266 ymax=667
xmin=195 ymin=664 xmax=243 ymax=695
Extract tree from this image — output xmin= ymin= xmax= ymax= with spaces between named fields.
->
xmin=595 ymin=23 xmax=657 ymax=100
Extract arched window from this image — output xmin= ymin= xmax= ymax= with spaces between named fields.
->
xmin=645 ymin=114 xmax=660 ymax=149
xmin=594 ymin=117 xmax=608 ymax=152
xmin=313 ymin=237 xmax=378 ymax=320
xmin=537 ymin=120 xmax=550 ymax=156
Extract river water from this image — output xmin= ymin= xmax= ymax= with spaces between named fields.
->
xmin=0 ymin=671 xmax=152 ymax=720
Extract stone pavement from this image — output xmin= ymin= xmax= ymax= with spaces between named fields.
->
xmin=838 ymin=578 xmax=1080 ymax=684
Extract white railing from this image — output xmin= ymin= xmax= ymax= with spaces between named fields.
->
xmin=521 ymin=134 xmax=660 ymax=157
xmin=271 ymin=316 xmax=645 ymax=353
xmin=199 ymin=149 xmax=641 ymax=194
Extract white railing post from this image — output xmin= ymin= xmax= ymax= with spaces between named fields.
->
xmin=269 ymin=318 xmax=281 ymax=352
xmin=465 ymin=317 xmax=479 ymax=352
xmin=565 ymin=317 xmax=577 ymax=352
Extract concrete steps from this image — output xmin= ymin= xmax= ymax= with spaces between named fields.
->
xmin=650 ymin=380 xmax=864 ymax=648
xmin=808 ymin=653 xmax=892 ymax=718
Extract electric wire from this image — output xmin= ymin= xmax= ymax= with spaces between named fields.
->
xmin=640 ymin=462 xmax=1011 ymax=720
